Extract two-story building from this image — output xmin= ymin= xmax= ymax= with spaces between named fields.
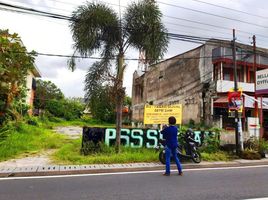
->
xmin=132 ymin=40 xmax=268 ymax=138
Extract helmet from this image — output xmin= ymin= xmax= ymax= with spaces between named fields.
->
xmin=187 ymin=128 xmax=193 ymax=133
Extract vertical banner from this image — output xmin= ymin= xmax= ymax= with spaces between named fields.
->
xmin=228 ymin=88 xmax=243 ymax=117
xmin=143 ymin=104 xmax=182 ymax=125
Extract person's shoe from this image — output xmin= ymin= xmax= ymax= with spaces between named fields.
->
xmin=163 ymin=173 xmax=170 ymax=176
xmin=178 ymin=172 xmax=183 ymax=176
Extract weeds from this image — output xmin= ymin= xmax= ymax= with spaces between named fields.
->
xmin=0 ymin=122 xmax=66 ymax=161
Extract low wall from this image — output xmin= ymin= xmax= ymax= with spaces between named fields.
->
xmin=82 ymin=127 xmax=218 ymax=149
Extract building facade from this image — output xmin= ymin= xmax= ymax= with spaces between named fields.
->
xmin=26 ymin=65 xmax=41 ymax=115
xmin=132 ymin=40 xmax=268 ymax=138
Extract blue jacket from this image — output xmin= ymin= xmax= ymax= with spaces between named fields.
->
xmin=161 ymin=125 xmax=178 ymax=149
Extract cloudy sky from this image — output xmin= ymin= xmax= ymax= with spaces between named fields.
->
xmin=1 ymin=0 xmax=268 ymax=97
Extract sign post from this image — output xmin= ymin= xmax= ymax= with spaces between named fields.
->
xmin=144 ymin=104 xmax=182 ymax=125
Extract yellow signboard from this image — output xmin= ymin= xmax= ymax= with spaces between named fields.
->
xmin=144 ymin=104 xmax=182 ymax=125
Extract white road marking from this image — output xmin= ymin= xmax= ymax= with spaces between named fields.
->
xmin=243 ymin=198 xmax=268 ymax=200
xmin=0 ymin=164 xmax=268 ymax=181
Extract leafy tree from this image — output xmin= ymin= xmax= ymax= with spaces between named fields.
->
xmin=64 ymin=98 xmax=85 ymax=120
xmin=88 ymin=85 xmax=116 ymax=123
xmin=124 ymin=96 xmax=132 ymax=107
xmin=45 ymin=98 xmax=84 ymax=120
xmin=69 ymin=0 xmax=168 ymax=152
xmin=0 ymin=29 xmax=35 ymax=124
xmin=34 ymin=80 xmax=64 ymax=110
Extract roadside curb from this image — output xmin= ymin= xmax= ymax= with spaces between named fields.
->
xmin=1 ymin=159 xmax=268 ymax=178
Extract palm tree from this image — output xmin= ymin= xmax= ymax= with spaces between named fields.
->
xmin=69 ymin=0 xmax=168 ymax=152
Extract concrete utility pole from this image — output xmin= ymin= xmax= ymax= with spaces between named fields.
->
xmin=253 ymin=35 xmax=258 ymax=118
xmin=232 ymin=29 xmax=240 ymax=155
xmin=253 ymin=35 xmax=263 ymax=138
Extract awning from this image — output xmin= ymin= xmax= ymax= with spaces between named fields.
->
xmin=214 ymin=97 xmax=228 ymax=103
xmin=214 ymin=97 xmax=228 ymax=108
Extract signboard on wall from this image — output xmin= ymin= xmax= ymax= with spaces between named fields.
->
xmin=247 ymin=117 xmax=260 ymax=138
xmin=143 ymin=104 xmax=182 ymax=125
xmin=256 ymin=68 xmax=268 ymax=94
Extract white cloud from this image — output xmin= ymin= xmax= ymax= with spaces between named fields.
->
xmin=42 ymin=68 xmax=87 ymax=98
xmin=1 ymin=0 xmax=268 ymax=98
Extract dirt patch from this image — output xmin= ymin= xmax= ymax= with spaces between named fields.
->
xmin=0 ymin=150 xmax=55 ymax=167
xmin=0 ymin=126 xmax=82 ymax=167
xmin=53 ymin=126 xmax=82 ymax=139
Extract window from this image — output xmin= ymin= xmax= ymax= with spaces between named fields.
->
xmin=213 ymin=64 xmax=221 ymax=80
xmin=159 ymin=70 xmax=164 ymax=80
xmin=223 ymin=67 xmax=232 ymax=81
xmin=237 ymin=67 xmax=244 ymax=82
xmin=249 ymin=70 xmax=254 ymax=83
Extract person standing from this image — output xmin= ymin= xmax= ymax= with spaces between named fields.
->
xmin=161 ymin=116 xmax=183 ymax=176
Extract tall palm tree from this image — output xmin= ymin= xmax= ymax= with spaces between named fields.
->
xmin=69 ymin=0 xmax=168 ymax=152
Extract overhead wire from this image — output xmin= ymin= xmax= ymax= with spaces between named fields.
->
xmin=1 ymin=1 xmax=268 ymax=59
xmin=157 ymin=1 xmax=268 ymax=29
xmin=1 ymin=0 xmax=264 ymax=101
xmin=0 ymin=1 xmax=234 ymax=45
xmin=7 ymin=49 xmax=267 ymax=62
xmin=163 ymin=14 xmax=268 ymax=40
xmin=185 ymin=0 xmax=268 ymax=19
xmin=164 ymin=21 xmax=232 ymax=39
xmin=4 ymin=0 xmax=72 ymax=14
xmin=0 ymin=1 xmax=71 ymax=20
xmin=1 ymin=0 xmax=268 ymax=42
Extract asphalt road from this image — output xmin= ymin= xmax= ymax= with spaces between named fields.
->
xmin=1 ymin=166 xmax=268 ymax=200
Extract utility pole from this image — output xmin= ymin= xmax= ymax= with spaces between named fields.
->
xmin=253 ymin=35 xmax=258 ymax=117
xmin=232 ymin=29 xmax=240 ymax=155
xmin=253 ymin=35 xmax=262 ymax=138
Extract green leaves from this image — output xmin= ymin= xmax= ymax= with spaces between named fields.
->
xmin=0 ymin=29 xmax=36 ymax=123
xmin=124 ymin=1 xmax=169 ymax=64
xmin=70 ymin=2 xmax=120 ymax=58
xmin=88 ymin=85 xmax=116 ymax=123
xmin=34 ymin=80 xmax=64 ymax=110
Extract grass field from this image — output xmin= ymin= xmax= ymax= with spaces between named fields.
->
xmin=0 ymin=118 xmax=234 ymax=164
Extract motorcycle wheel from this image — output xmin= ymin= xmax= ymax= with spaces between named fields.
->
xmin=159 ymin=151 xmax=166 ymax=165
xmin=192 ymin=151 xmax=201 ymax=163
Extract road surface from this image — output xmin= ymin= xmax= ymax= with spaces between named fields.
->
xmin=0 ymin=165 xmax=268 ymax=200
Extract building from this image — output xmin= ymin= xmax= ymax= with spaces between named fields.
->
xmin=132 ymin=40 xmax=268 ymax=138
xmin=26 ymin=64 xmax=41 ymax=115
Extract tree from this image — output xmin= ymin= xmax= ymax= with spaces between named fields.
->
xmin=69 ymin=0 xmax=168 ymax=152
xmin=124 ymin=96 xmax=132 ymax=107
xmin=45 ymin=98 xmax=84 ymax=120
xmin=88 ymin=85 xmax=116 ymax=123
xmin=34 ymin=80 xmax=84 ymax=120
xmin=0 ymin=29 xmax=35 ymax=124
xmin=34 ymin=80 xmax=64 ymax=110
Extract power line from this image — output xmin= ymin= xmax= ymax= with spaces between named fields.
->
xmin=5 ymin=0 xmax=72 ymax=14
xmin=165 ymin=21 xmax=231 ymax=39
xmin=1 ymin=1 xmax=268 ymax=52
xmin=163 ymin=15 xmax=268 ymax=40
xmin=2 ymin=1 xmax=268 ymax=42
xmin=158 ymin=1 xmax=268 ymax=29
xmin=0 ymin=1 xmax=233 ymax=44
xmin=0 ymin=1 xmax=71 ymax=20
xmin=165 ymin=21 xmax=268 ymax=44
xmin=8 ymin=49 xmax=266 ymax=62
xmin=184 ymin=0 xmax=268 ymax=19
